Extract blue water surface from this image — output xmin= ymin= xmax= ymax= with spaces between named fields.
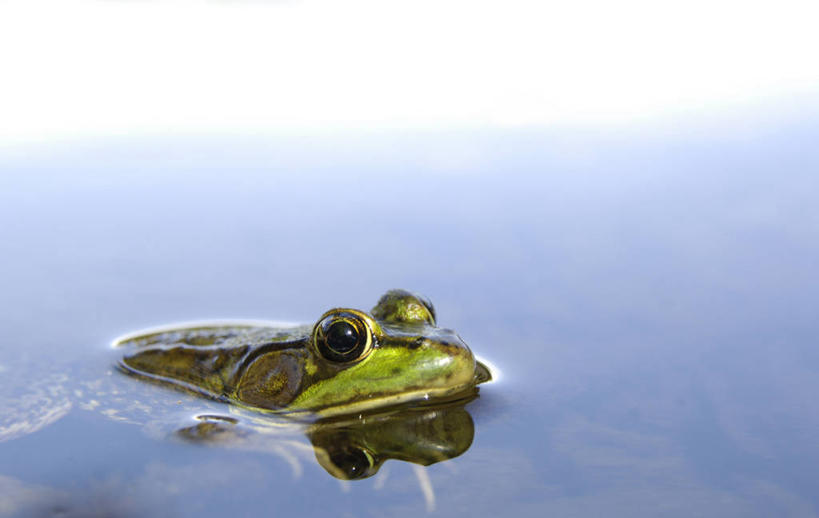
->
xmin=0 ymin=109 xmax=817 ymax=517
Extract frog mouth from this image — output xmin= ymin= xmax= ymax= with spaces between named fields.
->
xmin=308 ymin=382 xmax=482 ymax=418
xmin=304 ymin=357 xmax=491 ymax=418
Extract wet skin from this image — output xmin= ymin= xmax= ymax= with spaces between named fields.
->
xmin=117 ymin=290 xmax=490 ymax=417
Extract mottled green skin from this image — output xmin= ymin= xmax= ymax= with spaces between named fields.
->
xmin=118 ymin=290 xmax=484 ymax=417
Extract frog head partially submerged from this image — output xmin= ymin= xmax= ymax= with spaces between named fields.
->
xmin=118 ymin=290 xmax=490 ymax=417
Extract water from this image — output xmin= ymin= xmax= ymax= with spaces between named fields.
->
xmin=0 ymin=111 xmax=818 ymax=517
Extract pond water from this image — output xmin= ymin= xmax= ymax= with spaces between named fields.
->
xmin=1 ymin=111 xmax=818 ymax=517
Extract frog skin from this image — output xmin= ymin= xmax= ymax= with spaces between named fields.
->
xmin=117 ymin=290 xmax=490 ymax=417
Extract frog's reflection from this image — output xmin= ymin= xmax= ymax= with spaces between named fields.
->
xmin=310 ymin=397 xmax=475 ymax=479
xmin=175 ymin=395 xmax=477 ymax=480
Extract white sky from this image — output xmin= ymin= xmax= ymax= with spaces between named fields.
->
xmin=1 ymin=0 xmax=818 ymax=145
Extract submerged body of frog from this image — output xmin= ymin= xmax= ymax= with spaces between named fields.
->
xmin=0 ymin=290 xmax=491 ymax=480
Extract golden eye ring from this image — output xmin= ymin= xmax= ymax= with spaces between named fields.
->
xmin=313 ymin=311 xmax=374 ymax=363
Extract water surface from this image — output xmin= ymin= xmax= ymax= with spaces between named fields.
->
xmin=0 ymin=113 xmax=818 ymax=517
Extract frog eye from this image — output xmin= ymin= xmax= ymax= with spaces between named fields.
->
xmin=314 ymin=312 xmax=374 ymax=363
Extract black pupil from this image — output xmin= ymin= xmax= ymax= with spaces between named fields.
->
xmin=326 ymin=321 xmax=359 ymax=354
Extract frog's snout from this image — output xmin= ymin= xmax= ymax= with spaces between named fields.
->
xmin=417 ymin=331 xmax=477 ymax=389
xmin=444 ymin=331 xmax=474 ymax=357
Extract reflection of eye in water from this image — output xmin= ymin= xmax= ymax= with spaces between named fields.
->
xmin=0 ymin=289 xmax=492 ymax=517
xmin=175 ymin=395 xmax=477 ymax=481
xmin=315 ymin=443 xmax=377 ymax=480
xmin=309 ymin=398 xmax=477 ymax=480
xmin=2 ymin=398 xmax=478 ymax=515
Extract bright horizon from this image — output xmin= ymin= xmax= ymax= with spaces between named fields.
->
xmin=1 ymin=0 xmax=818 ymax=146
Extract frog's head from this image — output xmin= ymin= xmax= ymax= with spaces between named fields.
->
xmin=118 ymin=290 xmax=489 ymax=417
xmin=289 ymin=290 xmax=482 ymax=415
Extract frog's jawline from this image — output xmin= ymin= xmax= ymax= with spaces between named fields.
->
xmin=116 ymin=359 xmax=480 ymax=419
xmin=303 ymin=383 xmax=481 ymax=418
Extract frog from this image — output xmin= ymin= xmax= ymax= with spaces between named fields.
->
xmin=0 ymin=289 xmax=491 ymax=488
xmin=116 ymin=289 xmax=491 ymax=417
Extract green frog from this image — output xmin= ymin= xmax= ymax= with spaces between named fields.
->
xmin=117 ymin=289 xmax=491 ymax=418
xmin=0 ymin=290 xmax=491 ymax=490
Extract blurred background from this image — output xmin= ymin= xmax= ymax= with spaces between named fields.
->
xmin=2 ymin=0 xmax=818 ymax=143
xmin=1 ymin=1 xmax=819 ymax=517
